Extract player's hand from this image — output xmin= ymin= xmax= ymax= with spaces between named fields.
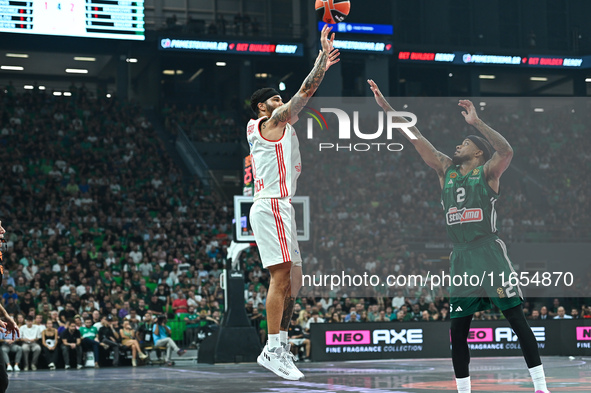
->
xmin=320 ymin=24 xmax=334 ymax=53
xmin=459 ymin=99 xmax=479 ymax=125
xmin=326 ymin=48 xmax=340 ymax=70
xmin=2 ymin=316 xmax=19 ymax=338
xmin=367 ymin=79 xmax=389 ymax=110
xmin=315 ymin=48 xmax=340 ymax=71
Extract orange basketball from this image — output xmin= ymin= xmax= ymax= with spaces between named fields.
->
xmin=315 ymin=0 xmax=351 ymax=25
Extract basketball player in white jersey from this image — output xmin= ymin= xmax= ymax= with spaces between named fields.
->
xmin=247 ymin=25 xmax=339 ymax=380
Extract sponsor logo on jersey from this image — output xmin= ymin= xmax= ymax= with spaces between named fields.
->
xmin=450 ymin=172 xmax=457 ymax=179
xmin=446 ymin=207 xmax=483 ymax=225
xmin=447 ymin=179 xmax=453 ymax=185
xmin=472 ymin=168 xmax=480 ymax=175
xmin=247 ymin=124 xmax=255 ymax=135
xmin=295 ymin=163 xmax=301 ymax=173
xmin=497 ymin=287 xmax=506 ymax=298
xmin=455 ymin=306 xmax=463 ymax=312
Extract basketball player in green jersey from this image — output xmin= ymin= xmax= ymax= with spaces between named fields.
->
xmin=368 ymin=80 xmax=550 ymax=393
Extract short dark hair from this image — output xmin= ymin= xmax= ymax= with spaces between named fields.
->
xmin=25 ymin=315 xmax=34 ymax=322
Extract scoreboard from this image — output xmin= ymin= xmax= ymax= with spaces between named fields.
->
xmin=0 ymin=0 xmax=144 ymax=40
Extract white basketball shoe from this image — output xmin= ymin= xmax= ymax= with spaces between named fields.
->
xmin=257 ymin=344 xmax=303 ymax=380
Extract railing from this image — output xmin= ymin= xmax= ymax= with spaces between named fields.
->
xmin=174 ymin=124 xmax=211 ymax=190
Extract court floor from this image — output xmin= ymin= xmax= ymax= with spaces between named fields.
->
xmin=6 ymin=356 xmax=590 ymax=392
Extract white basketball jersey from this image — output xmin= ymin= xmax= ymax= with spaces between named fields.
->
xmin=246 ymin=117 xmax=301 ymax=201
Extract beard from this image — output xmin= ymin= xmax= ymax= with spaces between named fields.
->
xmin=452 ymin=154 xmax=466 ymax=165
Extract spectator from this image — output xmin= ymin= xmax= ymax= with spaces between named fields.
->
xmin=553 ymin=306 xmax=573 ymax=320
xmin=20 ymin=315 xmax=42 ymax=371
xmin=539 ymin=306 xmax=549 ymax=320
xmin=41 ymin=319 xmax=59 ymax=370
xmin=60 ymin=320 xmax=83 ymax=369
xmin=304 ymin=310 xmax=325 ymax=332
xmin=409 ymin=304 xmax=422 ymax=321
xmin=136 ymin=312 xmax=155 ymax=348
xmin=2 ymin=286 xmax=17 ymax=306
xmin=80 ymin=318 xmax=100 ymax=368
xmin=172 ymin=292 xmax=188 ymax=315
xmin=152 ymin=315 xmax=186 ymax=366
xmin=182 ymin=307 xmax=200 ymax=347
xmin=97 ymin=316 xmax=120 ymax=367
xmin=119 ymin=320 xmax=147 ymax=367
xmin=548 ymin=298 xmax=561 ymax=318
xmin=125 ymin=309 xmax=142 ymax=329
xmin=0 ymin=331 xmax=22 ymax=372
xmin=288 ymin=314 xmax=311 ymax=362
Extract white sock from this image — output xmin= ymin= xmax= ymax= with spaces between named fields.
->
xmin=456 ymin=376 xmax=471 ymax=393
xmin=268 ymin=334 xmax=281 ymax=351
xmin=529 ymin=365 xmax=549 ymax=392
xmin=280 ymin=330 xmax=288 ymax=347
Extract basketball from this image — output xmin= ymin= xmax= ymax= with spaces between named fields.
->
xmin=315 ymin=0 xmax=351 ymax=25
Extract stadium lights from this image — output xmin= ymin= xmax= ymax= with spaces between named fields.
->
xmin=6 ymin=53 xmax=28 ymax=58
xmin=279 ymin=82 xmax=286 ymax=91
xmin=162 ymin=70 xmax=175 ymax=75
xmin=585 ymin=78 xmax=591 ymax=82
xmin=64 ymin=92 xmax=72 ymax=97
xmin=530 ymin=76 xmax=548 ymax=81
xmin=176 ymin=70 xmax=183 ymax=75
xmin=479 ymin=102 xmax=487 ymax=106
xmin=53 ymin=92 xmax=62 ymax=96
xmin=74 ymin=57 xmax=96 ymax=62
xmin=65 ymin=68 xmax=88 ymax=74
xmin=24 ymin=85 xmax=34 ymax=90
xmin=39 ymin=86 xmax=46 ymax=90
xmin=478 ymin=74 xmax=496 ymax=79
xmin=126 ymin=58 xmax=138 ymax=63
xmin=106 ymin=94 xmax=112 ymax=98
xmin=1 ymin=65 xmax=24 ymax=71
xmin=255 ymin=73 xmax=270 ymax=78
xmin=216 ymin=62 xmax=226 ymax=66
xmin=534 ymin=108 xmax=544 ymax=112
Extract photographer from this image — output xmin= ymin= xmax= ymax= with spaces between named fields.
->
xmin=152 ymin=315 xmax=186 ymax=366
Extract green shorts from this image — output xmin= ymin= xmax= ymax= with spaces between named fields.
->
xmin=449 ymin=234 xmax=523 ymax=319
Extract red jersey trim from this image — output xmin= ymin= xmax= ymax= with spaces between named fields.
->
xmin=256 ymin=117 xmax=286 ymax=143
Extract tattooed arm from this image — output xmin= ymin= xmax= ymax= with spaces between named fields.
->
xmin=261 ymin=25 xmax=336 ymax=138
xmin=459 ymin=100 xmax=513 ymax=192
xmin=368 ymin=79 xmax=453 ymax=188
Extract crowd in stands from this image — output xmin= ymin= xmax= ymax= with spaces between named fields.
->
xmin=0 ymin=87 xmax=228 ymax=369
xmin=162 ymin=103 xmax=241 ymax=143
xmin=162 ymin=12 xmax=262 ymax=37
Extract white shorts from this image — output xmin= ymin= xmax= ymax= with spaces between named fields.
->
xmin=250 ymin=198 xmax=302 ymax=268
xmin=288 ymin=338 xmax=307 ymax=346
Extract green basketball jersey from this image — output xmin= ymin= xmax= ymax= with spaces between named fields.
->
xmin=441 ymin=165 xmax=499 ymax=243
